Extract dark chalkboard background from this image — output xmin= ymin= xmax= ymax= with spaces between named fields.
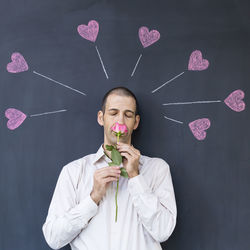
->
xmin=0 ymin=0 xmax=250 ymax=249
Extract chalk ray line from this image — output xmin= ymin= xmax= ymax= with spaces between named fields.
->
xmin=162 ymin=100 xmax=222 ymax=106
xmin=95 ymin=45 xmax=109 ymax=79
xmin=30 ymin=109 xmax=67 ymax=117
xmin=131 ymin=54 xmax=142 ymax=77
xmin=164 ymin=115 xmax=184 ymax=124
xmin=33 ymin=71 xmax=86 ymax=96
xmin=152 ymin=71 xmax=185 ymax=94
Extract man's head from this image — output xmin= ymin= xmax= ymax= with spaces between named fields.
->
xmin=97 ymin=87 xmax=140 ymax=145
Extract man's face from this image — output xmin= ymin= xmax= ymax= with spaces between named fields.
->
xmin=97 ymin=94 xmax=140 ymax=145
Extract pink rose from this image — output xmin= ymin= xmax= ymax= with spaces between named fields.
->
xmin=111 ymin=122 xmax=128 ymax=134
xmin=107 ymin=122 xmax=129 ymax=222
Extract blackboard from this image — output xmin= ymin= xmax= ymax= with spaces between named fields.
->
xmin=1 ymin=0 xmax=250 ymax=250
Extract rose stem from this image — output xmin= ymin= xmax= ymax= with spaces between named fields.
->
xmin=115 ymin=133 xmax=120 ymax=222
xmin=115 ymin=179 xmax=119 ymax=222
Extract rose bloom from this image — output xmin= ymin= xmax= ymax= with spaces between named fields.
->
xmin=111 ymin=122 xmax=128 ymax=134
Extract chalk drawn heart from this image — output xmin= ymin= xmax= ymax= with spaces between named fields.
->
xmin=77 ymin=20 xmax=99 ymax=43
xmin=189 ymin=118 xmax=211 ymax=141
xmin=5 ymin=108 xmax=27 ymax=130
xmin=188 ymin=50 xmax=209 ymax=71
xmin=139 ymin=26 xmax=160 ymax=48
xmin=7 ymin=52 xmax=29 ymax=73
xmin=224 ymin=89 xmax=245 ymax=112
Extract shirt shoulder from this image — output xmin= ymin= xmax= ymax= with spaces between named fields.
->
xmin=60 ymin=153 xmax=96 ymax=189
xmin=63 ymin=152 xmax=95 ymax=172
xmin=140 ymin=155 xmax=170 ymax=174
xmin=139 ymin=155 xmax=171 ymax=191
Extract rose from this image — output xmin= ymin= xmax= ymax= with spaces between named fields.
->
xmin=105 ymin=122 xmax=129 ymax=222
xmin=111 ymin=123 xmax=128 ymax=142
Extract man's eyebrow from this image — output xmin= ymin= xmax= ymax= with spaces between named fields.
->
xmin=108 ymin=108 xmax=135 ymax=114
xmin=108 ymin=108 xmax=118 ymax=112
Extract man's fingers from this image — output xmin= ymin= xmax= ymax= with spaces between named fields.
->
xmin=118 ymin=142 xmax=140 ymax=154
xmin=97 ymin=167 xmax=121 ymax=179
xmin=118 ymin=145 xmax=135 ymax=156
xmin=103 ymin=176 xmax=119 ymax=183
xmin=96 ymin=166 xmax=120 ymax=174
xmin=120 ymin=152 xmax=131 ymax=159
xmin=131 ymin=145 xmax=140 ymax=155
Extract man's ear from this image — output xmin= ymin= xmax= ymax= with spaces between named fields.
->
xmin=133 ymin=115 xmax=140 ymax=130
xmin=97 ymin=110 xmax=104 ymax=126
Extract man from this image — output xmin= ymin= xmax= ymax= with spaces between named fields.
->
xmin=42 ymin=87 xmax=177 ymax=250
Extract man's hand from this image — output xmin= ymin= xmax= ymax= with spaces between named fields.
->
xmin=91 ymin=166 xmax=121 ymax=205
xmin=116 ymin=142 xmax=141 ymax=178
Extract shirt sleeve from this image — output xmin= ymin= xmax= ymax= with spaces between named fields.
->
xmin=42 ymin=165 xmax=98 ymax=250
xmin=127 ymin=159 xmax=177 ymax=243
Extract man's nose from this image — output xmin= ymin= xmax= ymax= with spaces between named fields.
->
xmin=117 ymin=114 xmax=125 ymax=124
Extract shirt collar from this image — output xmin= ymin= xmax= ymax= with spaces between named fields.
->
xmin=92 ymin=144 xmax=143 ymax=166
xmin=92 ymin=144 xmax=107 ymax=165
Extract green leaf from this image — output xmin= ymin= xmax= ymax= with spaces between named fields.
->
xmin=108 ymin=162 xmax=117 ymax=166
xmin=111 ymin=148 xmax=122 ymax=165
xmin=120 ymin=167 xmax=128 ymax=178
xmin=105 ymin=145 xmax=114 ymax=151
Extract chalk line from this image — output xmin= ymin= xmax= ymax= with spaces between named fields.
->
xmin=30 ymin=109 xmax=67 ymax=117
xmin=164 ymin=115 xmax=184 ymax=124
xmin=131 ymin=54 xmax=142 ymax=77
xmin=163 ymin=100 xmax=222 ymax=106
xmin=151 ymin=71 xmax=185 ymax=93
xmin=95 ymin=45 xmax=109 ymax=79
xmin=33 ymin=71 xmax=86 ymax=96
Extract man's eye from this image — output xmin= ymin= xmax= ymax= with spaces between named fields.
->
xmin=110 ymin=113 xmax=117 ymax=116
xmin=126 ymin=114 xmax=133 ymax=118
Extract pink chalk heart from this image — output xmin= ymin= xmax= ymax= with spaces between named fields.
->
xmin=139 ymin=26 xmax=160 ymax=48
xmin=5 ymin=108 xmax=27 ymax=130
xmin=77 ymin=20 xmax=99 ymax=43
xmin=189 ymin=118 xmax=211 ymax=141
xmin=224 ymin=89 xmax=245 ymax=112
xmin=7 ymin=52 xmax=29 ymax=73
xmin=188 ymin=50 xmax=209 ymax=71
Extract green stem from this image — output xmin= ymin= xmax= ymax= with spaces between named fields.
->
xmin=115 ymin=133 xmax=120 ymax=222
xmin=115 ymin=178 xmax=119 ymax=222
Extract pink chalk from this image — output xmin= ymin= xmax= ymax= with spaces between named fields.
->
xmin=7 ymin=52 xmax=29 ymax=73
xmin=189 ymin=118 xmax=211 ymax=140
xmin=5 ymin=108 xmax=27 ymax=130
xmin=77 ymin=20 xmax=99 ymax=43
xmin=224 ymin=89 xmax=245 ymax=112
xmin=188 ymin=50 xmax=209 ymax=71
xmin=139 ymin=26 xmax=160 ymax=48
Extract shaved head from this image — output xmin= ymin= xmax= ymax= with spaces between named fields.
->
xmin=101 ymin=87 xmax=139 ymax=116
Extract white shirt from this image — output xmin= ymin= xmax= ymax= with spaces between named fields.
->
xmin=42 ymin=144 xmax=177 ymax=250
